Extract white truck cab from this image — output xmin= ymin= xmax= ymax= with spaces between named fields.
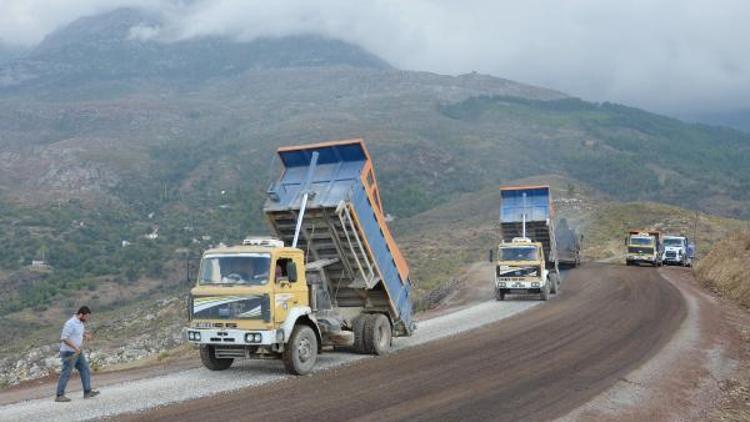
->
xmin=662 ymin=235 xmax=693 ymax=267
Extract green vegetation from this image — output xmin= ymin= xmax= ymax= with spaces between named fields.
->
xmin=440 ymin=96 xmax=750 ymax=214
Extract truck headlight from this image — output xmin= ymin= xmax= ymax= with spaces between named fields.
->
xmin=194 ymin=332 xmax=201 ymax=341
xmin=498 ymin=282 xmax=506 ymax=287
xmin=245 ymin=333 xmax=262 ymax=343
xmin=532 ymin=282 xmax=540 ymax=287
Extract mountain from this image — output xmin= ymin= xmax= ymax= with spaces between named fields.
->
xmin=685 ymin=109 xmax=750 ymax=133
xmin=0 ymin=8 xmax=391 ymax=92
xmin=0 ymin=7 xmax=748 ymax=354
xmin=0 ymin=43 xmax=25 ymax=65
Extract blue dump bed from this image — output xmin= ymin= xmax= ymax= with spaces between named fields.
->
xmin=499 ymin=185 xmax=558 ymax=266
xmin=264 ymin=139 xmax=414 ymax=335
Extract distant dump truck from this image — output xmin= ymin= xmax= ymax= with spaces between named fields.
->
xmin=555 ymin=218 xmax=582 ymax=268
xmin=185 ymin=139 xmax=415 ymax=375
xmin=662 ymin=235 xmax=694 ymax=267
xmin=625 ymin=230 xmax=663 ymax=266
xmin=493 ymin=186 xmax=561 ymax=301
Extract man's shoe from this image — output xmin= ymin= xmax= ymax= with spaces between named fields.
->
xmin=55 ymin=395 xmax=71 ymax=402
xmin=83 ymin=390 xmax=100 ymax=399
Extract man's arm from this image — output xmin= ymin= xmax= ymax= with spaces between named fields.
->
xmin=61 ymin=338 xmax=80 ymax=354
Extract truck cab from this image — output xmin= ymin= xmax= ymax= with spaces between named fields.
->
xmin=626 ymin=231 xmax=663 ymax=266
xmin=494 ymin=238 xmax=555 ymax=301
xmin=186 ymin=238 xmax=322 ymax=374
xmin=662 ymin=235 xmax=693 ymax=267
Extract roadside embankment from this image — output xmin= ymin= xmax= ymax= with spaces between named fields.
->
xmin=694 ymin=232 xmax=750 ymax=309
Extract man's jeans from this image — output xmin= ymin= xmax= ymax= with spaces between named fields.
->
xmin=56 ymin=351 xmax=91 ymax=397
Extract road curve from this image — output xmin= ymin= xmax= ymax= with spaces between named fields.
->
xmin=123 ymin=263 xmax=687 ymax=422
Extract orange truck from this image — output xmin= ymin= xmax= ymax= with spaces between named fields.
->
xmin=625 ymin=230 xmax=663 ymax=266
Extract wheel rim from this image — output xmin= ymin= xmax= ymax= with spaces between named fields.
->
xmin=297 ymin=336 xmax=312 ymax=363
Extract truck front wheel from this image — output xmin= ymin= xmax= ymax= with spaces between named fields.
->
xmin=199 ymin=345 xmax=233 ymax=371
xmin=365 ymin=314 xmax=392 ymax=355
xmin=283 ymin=325 xmax=318 ymax=375
xmin=495 ymin=289 xmax=505 ymax=301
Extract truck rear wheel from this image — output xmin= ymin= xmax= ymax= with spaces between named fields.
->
xmin=364 ymin=314 xmax=392 ymax=355
xmin=283 ymin=325 xmax=318 ymax=375
xmin=552 ymin=273 xmax=562 ymax=294
xmin=541 ymin=282 xmax=550 ymax=301
xmin=199 ymin=345 xmax=233 ymax=371
xmin=352 ymin=314 xmax=368 ymax=354
xmin=549 ymin=274 xmax=559 ymax=294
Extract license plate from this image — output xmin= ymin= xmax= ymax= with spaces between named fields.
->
xmin=510 ymin=289 xmax=528 ymax=294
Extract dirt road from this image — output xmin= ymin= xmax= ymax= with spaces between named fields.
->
xmin=123 ymin=263 xmax=687 ymax=421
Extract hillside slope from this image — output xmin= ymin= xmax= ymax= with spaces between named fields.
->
xmin=694 ymin=232 xmax=750 ymax=308
xmin=0 ymin=7 xmax=748 ymax=365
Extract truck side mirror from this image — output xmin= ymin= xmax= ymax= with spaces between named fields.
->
xmin=287 ymin=261 xmax=298 ymax=283
xmin=488 ymin=249 xmax=494 ymax=262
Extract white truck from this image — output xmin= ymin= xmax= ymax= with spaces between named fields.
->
xmin=662 ymin=235 xmax=694 ymax=267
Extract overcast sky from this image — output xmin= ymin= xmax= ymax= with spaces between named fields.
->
xmin=1 ymin=0 xmax=749 ymax=118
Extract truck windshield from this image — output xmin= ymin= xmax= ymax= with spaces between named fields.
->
xmin=629 ymin=237 xmax=653 ymax=246
xmin=500 ymin=247 xmax=537 ymax=261
xmin=199 ymin=253 xmax=271 ymax=285
xmin=664 ymin=239 xmax=683 ymax=247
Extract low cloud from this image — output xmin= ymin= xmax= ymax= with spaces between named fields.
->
xmin=1 ymin=0 xmax=749 ymax=117
xmin=127 ymin=25 xmax=160 ymax=41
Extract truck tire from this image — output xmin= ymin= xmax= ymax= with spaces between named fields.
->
xmin=495 ymin=289 xmax=505 ymax=301
xmin=352 ymin=314 xmax=368 ymax=354
xmin=364 ymin=314 xmax=392 ymax=355
xmin=199 ymin=345 xmax=233 ymax=371
xmin=283 ymin=325 xmax=318 ymax=375
xmin=540 ymin=282 xmax=550 ymax=301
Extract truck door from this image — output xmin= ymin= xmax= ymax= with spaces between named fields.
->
xmin=272 ymin=254 xmax=307 ymax=323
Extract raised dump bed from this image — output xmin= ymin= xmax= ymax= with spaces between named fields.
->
xmin=264 ymin=139 xmax=414 ymax=335
xmin=499 ymin=185 xmax=558 ymax=268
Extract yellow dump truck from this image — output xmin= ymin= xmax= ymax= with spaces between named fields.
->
xmin=185 ymin=140 xmax=415 ymax=375
xmin=625 ymin=230 xmax=663 ymax=266
xmin=493 ymin=186 xmax=561 ymax=301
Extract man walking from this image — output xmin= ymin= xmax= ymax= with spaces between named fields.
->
xmin=55 ymin=306 xmax=100 ymax=402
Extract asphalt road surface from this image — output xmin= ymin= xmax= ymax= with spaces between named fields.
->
xmin=123 ymin=263 xmax=686 ymax=422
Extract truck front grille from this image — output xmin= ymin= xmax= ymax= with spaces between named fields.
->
xmin=214 ymin=347 xmax=248 ymax=359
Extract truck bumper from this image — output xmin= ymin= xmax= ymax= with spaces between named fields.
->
xmin=627 ymin=255 xmax=656 ymax=264
xmin=184 ymin=328 xmax=282 ymax=347
xmin=496 ymin=279 xmax=544 ymax=292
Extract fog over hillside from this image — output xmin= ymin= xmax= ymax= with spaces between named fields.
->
xmin=1 ymin=0 xmax=749 ymax=129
